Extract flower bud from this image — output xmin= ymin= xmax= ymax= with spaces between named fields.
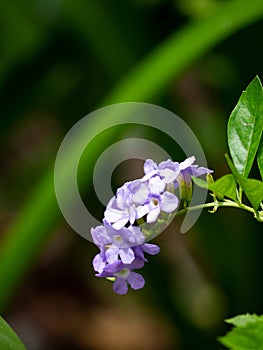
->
xmin=177 ymin=171 xmax=193 ymax=204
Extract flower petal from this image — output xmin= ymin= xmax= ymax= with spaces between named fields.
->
xmin=91 ymin=225 xmax=111 ymax=246
xmin=129 ymin=226 xmax=145 ymax=245
xmin=148 ymin=176 xmax=165 ymax=195
xmin=105 ymin=246 xmax=119 ymax=264
xmin=179 ymin=156 xmax=196 ymax=170
xmin=104 ymin=207 xmax=126 ymax=223
xmin=127 ymin=272 xmax=145 ymax=290
xmin=112 ymin=218 xmax=129 ymax=230
xmin=119 ymin=248 xmax=135 ymax=264
xmin=136 ymin=204 xmax=151 ymax=219
xmin=113 ymin=277 xmax=128 ymax=294
xmin=144 ymin=159 xmax=158 ymax=174
xmin=92 ymin=253 xmax=106 ymax=273
xmin=132 ymin=183 xmax=149 ymax=204
xmin=191 ymin=166 xmax=213 ymax=177
xmin=160 ymin=191 xmax=178 ymax=213
xmin=128 ymin=205 xmax=137 ymax=224
xmin=142 ymin=243 xmax=160 ymax=255
xmin=146 ymin=207 xmax=160 ymax=223
xmin=99 ymin=260 xmax=123 ymax=276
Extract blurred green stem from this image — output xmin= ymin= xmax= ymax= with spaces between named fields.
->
xmin=1 ymin=0 xmax=263 ymax=311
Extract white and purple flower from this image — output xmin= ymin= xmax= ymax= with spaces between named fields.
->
xmin=136 ymin=176 xmax=179 ymax=223
xmin=94 ymin=244 xmax=160 ymax=294
xmin=91 ymin=220 xmax=145 ymax=265
xmin=91 ymin=156 xmax=213 ymax=294
xmin=96 ymin=258 xmax=145 ymax=295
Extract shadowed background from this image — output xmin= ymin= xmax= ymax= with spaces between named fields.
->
xmin=0 ymin=0 xmax=263 ymax=349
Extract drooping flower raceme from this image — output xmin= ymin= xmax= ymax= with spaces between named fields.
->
xmin=91 ymin=156 xmax=212 ymax=294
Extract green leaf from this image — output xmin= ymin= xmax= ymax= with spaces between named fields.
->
xmin=257 ymin=137 xmax=263 ymax=180
xmin=226 ymin=154 xmax=263 ymax=210
xmin=209 ymin=174 xmax=237 ymax=201
xmin=218 ymin=313 xmax=263 ymax=350
xmin=227 ymin=76 xmax=263 ymax=177
xmin=192 ymin=174 xmax=237 ymax=200
xmin=226 ymin=314 xmax=263 ymax=327
xmin=0 ymin=316 xmax=26 ymax=350
xmin=192 ymin=177 xmax=208 ymax=189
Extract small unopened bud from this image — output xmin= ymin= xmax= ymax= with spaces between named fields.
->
xmin=177 ymin=172 xmax=192 ymax=204
xmin=206 ymin=173 xmax=214 ymax=185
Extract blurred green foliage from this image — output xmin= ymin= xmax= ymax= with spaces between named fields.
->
xmin=0 ymin=0 xmax=263 ymax=349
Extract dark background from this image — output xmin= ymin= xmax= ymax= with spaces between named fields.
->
xmin=0 ymin=1 xmax=263 ymax=349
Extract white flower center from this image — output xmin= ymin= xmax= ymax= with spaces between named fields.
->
xmin=116 ymin=268 xmax=130 ymax=279
xmin=113 ymin=235 xmax=123 ymax=244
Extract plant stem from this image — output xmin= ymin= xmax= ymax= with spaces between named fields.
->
xmin=176 ymin=200 xmax=256 ymax=216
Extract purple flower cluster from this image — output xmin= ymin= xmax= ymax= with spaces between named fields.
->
xmin=91 ymin=156 xmax=212 ymax=294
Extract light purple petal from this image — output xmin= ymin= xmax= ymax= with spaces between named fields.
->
xmin=146 ymin=206 xmax=160 ymax=223
xmin=132 ymin=183 xmax=149 ymax=204
xmin=119 ymin=248 xmax=135 ymax=264
xmin=160 ymin=191 xmax=178 ymax=213
xmin=92 ymin=253 xmax=106 ymax=273
xmin=105 ymin=246 xmax=119 ymax=264
xmin=90 ymin=226 xmax=104 ymax=246
xmin=159 ymin=167 xmax=179 ymax=183
xmin=142 ymin=243 xmax=160 ymax=255
xmin=191 ymin=166 xmax=213 ymax=177
xmin=130 ymin=226 xmax=145 ymax=245
xmin=99 ymin=260 xmax=124 ymax=276
xmin=148 ymin=176 xmax=165 ymax=195
xmin=127 ymin=272 xmax=145 ymax=290
xmin=110 ymin=226 xmax=144 ymax=247
xmin=127 ymin=257 xmax=145 ymax=270
xmin=113 ymin=277 xmax=128 ymax=295
xmin=142 ymin=170 xmax=158 ymax=181
xmin=111 ymin=229 xmax=132 ymax=247
xmin=106 ymin=196 xmax=117 ymax=208
xmin=136 ymin=204 xmax=151 ymax=219
xmin=128 ymin=205 xmax=137 ymax=224
xmin=122 ymin=226 xmax=145 ymax=246
xmin=104 ymin=206 xmax=127 ymax=223
xmin=116 ymin=183 xmax=133 ymax=208
xmin=112 ymin=218 xmax=129 ymax=230
xmin=180 ymin=169 xmax=192 ymax=184
xmin=179 ymin=156 xmax=195 ymax=170
xmin=132 ymin=246 xmax=147 ymax=261
xmin=144 ymin=159 xmax=158 ymax=174
xmin=91 ymin=225 xmax=111 ymax=246
xmin=158 ymin=159 xmax=174 ymax=168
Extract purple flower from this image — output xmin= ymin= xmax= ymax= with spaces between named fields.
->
xmin=176 ymin=156 xmax=213 ymax=202
xmin=93 ymin=241 xmax=161 ymax=294
xmin=91 ymin=221 xmax=145 ymax=265
xmin=104 ymin=180 xmax=149 ymax=229
xmin=143 ymin=159 xmax=180 ymax=183
xmin=137 ymin=176 xmax=178 ymax=223
xmin=91 ymin=156 xmax=213 ymax=295
xmin=104 ymin=196 xmax=137 ymax=229
xmin=178 ymin=156 xmax=213 ymax=183
xmin=123 ymin=180 xmax=149 ymax=205
xmin=97 ymin=258 xmax=145 ymax=295
xmin=133 ymin=243 xmax=160 ymax=261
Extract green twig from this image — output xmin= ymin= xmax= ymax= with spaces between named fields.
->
xmin=176 ymin=199 xmax=258 ymax=217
